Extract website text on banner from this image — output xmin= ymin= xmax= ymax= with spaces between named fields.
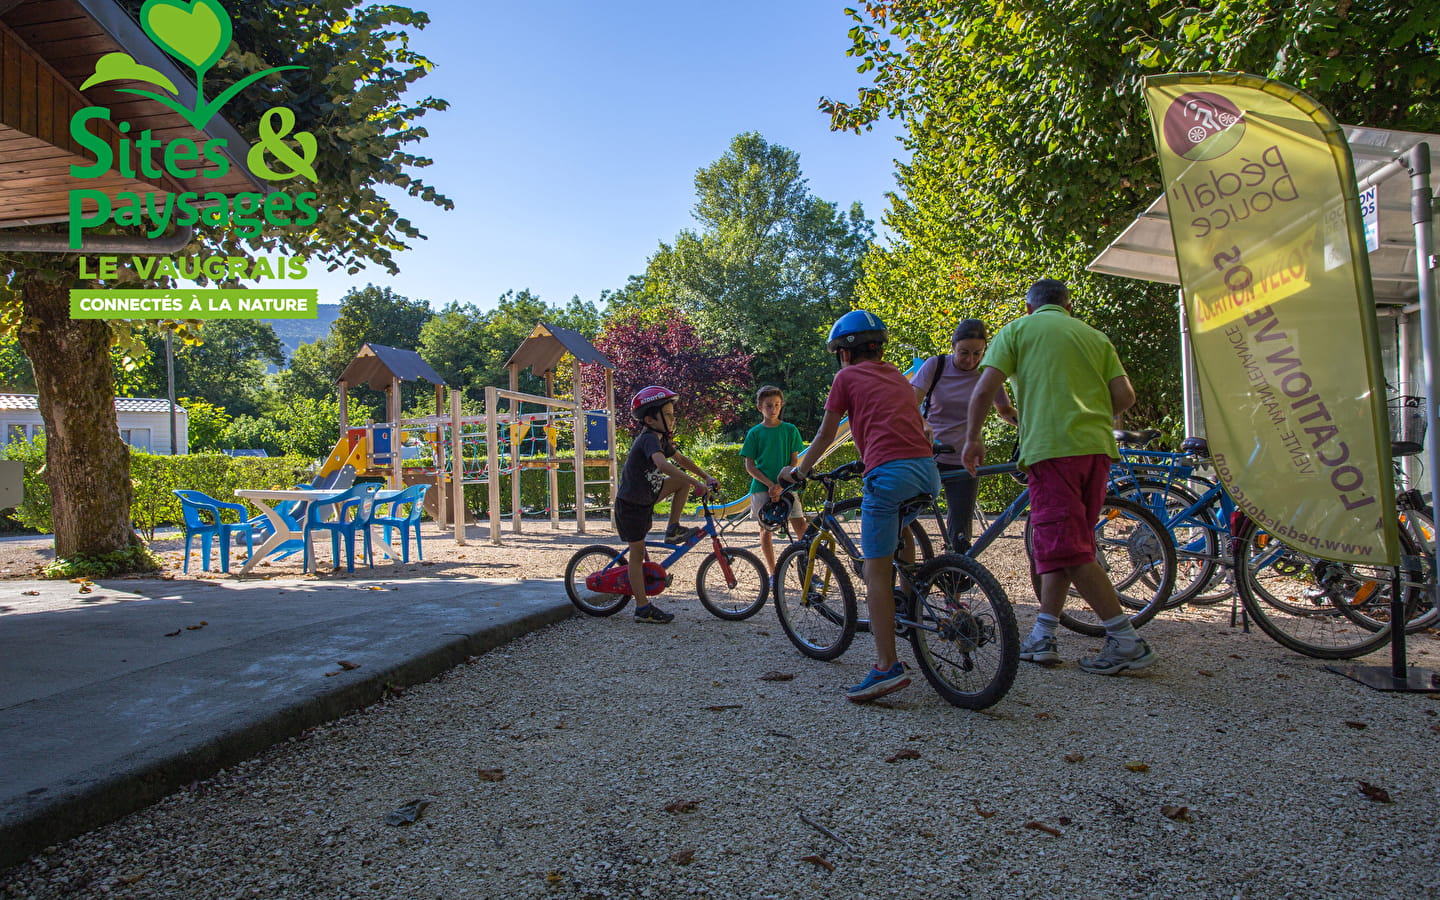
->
xmin=1143 ymin=72 xmax=1397 ymax=567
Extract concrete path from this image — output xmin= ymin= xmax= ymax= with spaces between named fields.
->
xmin=0 ymin=575 xmax=572 ymax=869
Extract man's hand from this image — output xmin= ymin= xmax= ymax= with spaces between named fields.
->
xmin=778 ymin=465 xmax=804 ymax=485
xmin=767 ymin=483 xmax=782 ymax=501
xmin=960 ymin=439 xmax=985 ymax=476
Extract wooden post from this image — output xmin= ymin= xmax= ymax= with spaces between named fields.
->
xmin=573 ymin=357 xmax=587 ymax=534
xmin=545 ymin=367 xmax=560 ymax=531
xmin=486 ymin=385 xmax=501 ymax=546
xmin=508 ymin=367 xmax=522 ymax=534
xmin=452 ymin=388 xmax=466 ymax=546
xmin=606 ymin=367 xmax=617 ymax=532
xmin=390 ymin=376 xmax=403 ymax=490
xmin=433 ymin=385 xmax=447 ymax=530
xmin=338 ymin=380 xmax=348 ymax=440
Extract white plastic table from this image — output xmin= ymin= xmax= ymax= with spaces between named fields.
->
xmin=234 ymin=488 xmax=404 ymax=576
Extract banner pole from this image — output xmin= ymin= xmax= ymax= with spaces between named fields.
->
xmin=1330 ymin=142 xmax=1440 ymax=692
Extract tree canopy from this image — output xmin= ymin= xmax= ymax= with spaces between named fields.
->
xmin=813 ymin=0 xmax=1440 ymax=429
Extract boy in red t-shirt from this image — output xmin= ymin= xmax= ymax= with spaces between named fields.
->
xmin=781 ymin=311 xmax=940 ymax=702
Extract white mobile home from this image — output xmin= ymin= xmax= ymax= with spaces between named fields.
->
xmin=0 ymin=395 xmax=188 ymax=454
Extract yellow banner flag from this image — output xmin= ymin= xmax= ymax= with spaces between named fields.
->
xmin=1144 ymin=73 xmax=1397 ymax=565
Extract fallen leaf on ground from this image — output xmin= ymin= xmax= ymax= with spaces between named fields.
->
xmin=972 ymin=799 xmax=996 ymax=818
xmin=1229 ymin=654 xmax=1244 ymax=659
xmin=886 ymin=749 xmax=921 ymax=763
xmin=336 ymin=660 xmax=360 ymax=670
xmin=1034 ymin=712 xmax=1053 ymax=720
xmin=669 ymin=848 xmax=695 ymax=865
xmin=20 ymin=590 xmax=38 ymax=596
xmin=164 ymin=629 xmax=181 ymax=637
xmin=185 ymin=623 xmax=206 ymax=631
xmin=1161 ymin=804 xmax=1193 ymax=822
xmin=1063 ymin=752 xmax=1085 ymax=764
xmin=1197 ymin=669 xmax=1215 ymax=677
xmin=114 ymin=871 xmax=148 ymax=886
xmin=1275 ymin=673 xmax=1291 ymax=679
xmin=800 ymin=854 xmax=835 ymax=872
xmin=365 ymin=585 xmax=386 ymax=591
xmin=1358 ymin=781 xmax=1393 ymax=803
xmin=759 ymin=671 xmax=795 ymax=681
xmin=477 ymin=768 xmax=505 ymax=782
xmin=1024 ymin=820 xmax=1062 ymax=836
xmin=1125 ymin=761 xmax=1150 ymax=772
xmin=544 ymin=871 xmax=562 ymax=885
xmin=383 ymin=799 xmax=429 ymax=826
xmin=704 ymin=704 xmax=742 ymax=711
xmin=1343 ymin=721 xmax=1368 ymax=730
xmin=665 ymin=800 xmax=699 ymax=814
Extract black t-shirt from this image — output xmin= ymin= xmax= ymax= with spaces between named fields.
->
xmin=617 ymin=429 xmax=677 ymax=506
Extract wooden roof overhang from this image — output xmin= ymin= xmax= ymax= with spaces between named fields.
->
xmin=0 ymin=0 xmax=265 ymax=229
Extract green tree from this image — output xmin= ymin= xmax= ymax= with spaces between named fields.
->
xmin=418 ymin=289 xmax=602 ymax=406
xmin=822 ymin=0 xmax=1440 ymax=428
xmin=0 ymin=3 xmax=449 ymax=564
xmin=635 ymin=133 xmax=874 ymax=433
xmin=126 ymin=320 xmax=284 ymax=418
xmin=275 ymin=284 xmax=435 ymax=417
xmin=179 ymin=397 xmax=233 ymax=452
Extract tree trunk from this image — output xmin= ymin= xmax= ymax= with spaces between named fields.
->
xmin=16 ymin=270 xmax=141 ymax=559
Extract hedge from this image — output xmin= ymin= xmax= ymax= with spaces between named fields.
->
xmin=1 ymin=439 xmax=312 ymax=539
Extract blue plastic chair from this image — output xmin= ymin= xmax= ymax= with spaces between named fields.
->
xmin=302 ymin=482 xmax=381 ymax=573
xmin=174 ymin=490 xmax=265 ymax=574
xmin=369 ymin=484 xmax=430 ymax=564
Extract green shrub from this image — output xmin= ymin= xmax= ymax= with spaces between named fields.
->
xmin=41 ymin=544 xmax=161 ymax=579
xmin=0 ymin=440 xmax=312 ymax=539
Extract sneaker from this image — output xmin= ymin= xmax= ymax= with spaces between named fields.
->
xmin=808 ymin=575 xmax=827 ymax=597
xmin=1019 ymin=634 xmax=1060 ymax=665
xmin=633 ymin=603 xmax=675 ymax=624
xmin=845 ymin=662 xmax=911 ymax=702
xmin=1079 ymin=638 xmax=1157 ymax=675
xmin=663 ymin=524 xmax=701 ymax=545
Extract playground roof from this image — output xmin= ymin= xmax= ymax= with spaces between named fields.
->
xmin=337 ymin=344 xmax=447 ymax=390
xmin=504 ymin=322 xmax=613 ymax=374
xmin=1087 ymin=124 xmax=1440 ymax=305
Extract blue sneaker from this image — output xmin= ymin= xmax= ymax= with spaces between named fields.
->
xmin=846 ymin=662 xmax=911 ymax=702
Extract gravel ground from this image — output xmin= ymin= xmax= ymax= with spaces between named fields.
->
xmin=3 ymin=517 xmax=1439 ymax=899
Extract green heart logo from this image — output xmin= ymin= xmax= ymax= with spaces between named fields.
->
xmin=140 ymin=0 xmax=231 ymax=74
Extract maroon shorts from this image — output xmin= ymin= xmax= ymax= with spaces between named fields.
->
xmin=1027 ymin=454 xmax=1112 ymax=575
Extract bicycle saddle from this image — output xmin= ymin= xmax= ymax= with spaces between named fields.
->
xmin=1180 ymin=436 xmax=1210 ymax=457
xmin=1113 ymin=428 xmax=1163 ymax=446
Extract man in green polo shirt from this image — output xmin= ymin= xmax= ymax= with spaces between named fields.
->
xmin=960 ymin=278 xmax=1158 ymax=675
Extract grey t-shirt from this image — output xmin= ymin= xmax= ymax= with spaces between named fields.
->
xmin=910 ymin=355 xmax=1008 ymax=466
xmin=617 ymin=430 xmax=675 ymax=505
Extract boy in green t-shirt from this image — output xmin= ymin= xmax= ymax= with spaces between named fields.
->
xmin=740 ymin=385 xmax=807 ymax=573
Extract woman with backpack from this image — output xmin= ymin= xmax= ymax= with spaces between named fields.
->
xmin=910 ymin=319 xmax=1018 ymax=552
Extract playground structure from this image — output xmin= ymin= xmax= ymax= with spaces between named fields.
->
xmin=311 ymin=331 xmax=914 ymax=546
xmin=317 ymin=326 xmax=618 ymax=546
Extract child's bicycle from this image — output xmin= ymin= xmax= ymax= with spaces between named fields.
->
xmin=771 ymin=459 xmax=1019 ymax=709
xmin=563 ymin=489 xmax=770 ymax=621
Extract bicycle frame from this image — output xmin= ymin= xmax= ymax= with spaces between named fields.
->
xmin=596 ymin=496 xmax=739 ymax=584
xmin=947 ymin=463 xmax=1031 ymax=560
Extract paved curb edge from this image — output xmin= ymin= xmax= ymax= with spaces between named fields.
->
xmin=0 ymin=602 xmax=576 ymax=871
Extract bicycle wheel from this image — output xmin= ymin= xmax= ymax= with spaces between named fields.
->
xmin=907 ymin=554 xmax=1019 ymax=710
xmin=1231 ymin=520 xmax=1392 ymax=659
xmin=1115 ymin=479 xmax=1221 ymax=607
xmin=1330 ymin=523 xmax=1434 ymax=633
xmin=1398 ymin=501 xmax=1440 ymax=631
xmin=1026 ymin=496 xmax=1175 ymax=637
xmin=773 ymin=541 xmax=857 ymax=660
xmin=696 ymin=547 xmax=769 ymax=620
xmin=564 ymin=544 xmax=631 ymax=617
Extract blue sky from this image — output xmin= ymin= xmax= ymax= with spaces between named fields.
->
xmin=296 ymin=0 xmax=908 ymax=310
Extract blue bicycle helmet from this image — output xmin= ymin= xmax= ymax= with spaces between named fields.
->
xmin=827 ymin=310 xmax=888 ymax=353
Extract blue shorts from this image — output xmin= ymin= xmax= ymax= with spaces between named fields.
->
xmin=860 ymin=457 xmax=941 ymax=560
